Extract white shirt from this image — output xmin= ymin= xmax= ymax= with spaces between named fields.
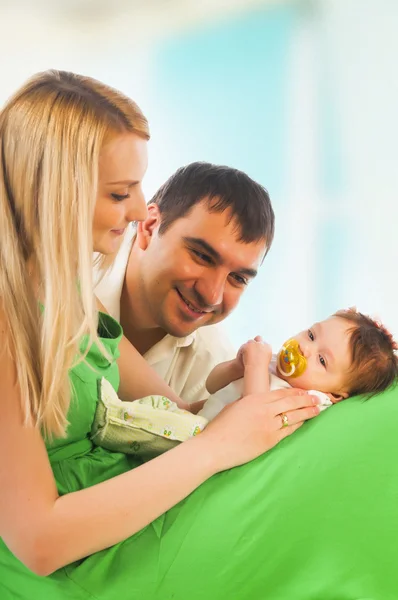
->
xmin=95 ymin=227 xmax=236 ymax=403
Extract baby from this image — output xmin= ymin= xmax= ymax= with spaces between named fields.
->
xmin=200 ymin=308 xmax=398 ymax=422
xmin=91 ymin=308 xmax=398 ymax=459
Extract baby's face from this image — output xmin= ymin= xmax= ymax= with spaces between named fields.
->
xmin=278 ymin=316 xmax=352 ymax=402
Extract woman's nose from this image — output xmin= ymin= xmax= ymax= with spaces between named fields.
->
xmin=126 ymin=189 xmax=148 ymax=224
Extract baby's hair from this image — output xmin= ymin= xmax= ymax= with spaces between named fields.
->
xmin=334 ymin=308 xmax=398 ymax=397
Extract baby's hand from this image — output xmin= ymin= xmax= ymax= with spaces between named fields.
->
xmin=237 ymin=336 xmax=273 ymax=369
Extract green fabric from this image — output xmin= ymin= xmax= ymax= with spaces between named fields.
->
xmin=1 ymin=312 xmax=398 ymax=599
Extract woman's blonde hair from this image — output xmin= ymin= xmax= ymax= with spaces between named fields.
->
xmin=0 ymin=70 xmax=149 ymax=438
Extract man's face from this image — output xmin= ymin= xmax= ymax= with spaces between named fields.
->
xmin=137 ymin=201 xmax=268 ymax=337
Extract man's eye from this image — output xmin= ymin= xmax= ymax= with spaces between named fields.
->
xmin=319 ymin=355 xmax=326 ymax=368
xmin=308 ymin=329 xmax=314 ymax=341
xmin=230 ymin=274 xmax=248 ymax=286
xmin=111 ymin=193 xmax=130 ymax=201
xmin=191 ymin=249 xmax=212 ymax=263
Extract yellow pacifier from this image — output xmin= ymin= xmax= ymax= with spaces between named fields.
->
xmin=277 ymin=338 xmax=307 ymax=378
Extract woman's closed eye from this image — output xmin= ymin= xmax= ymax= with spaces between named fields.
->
xmin=111 ymin=193 xmax=130 ymax=201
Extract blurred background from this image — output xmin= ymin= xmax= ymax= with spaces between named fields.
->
xmin=1 ymin=0 xmax=397 ymax=348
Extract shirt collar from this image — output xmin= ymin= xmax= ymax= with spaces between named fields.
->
xmin=174 ymin=331 xmax=197 ymax=348
xmin=143 ymin=329 xmax=197 ymax=361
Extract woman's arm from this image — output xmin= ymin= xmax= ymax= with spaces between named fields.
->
xmin=0 ymin=363 xmax=214 ymax=576
xmin=0 ymin=324 xmax=320 ymax=576
xmin=95 ymin=299 xmax=186 ymax=408
xmin=116 ymin=333 xmax=185 ymax=405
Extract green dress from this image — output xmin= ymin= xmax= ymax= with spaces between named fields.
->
xmin=1 ymin=312 xmax=398 ymax=599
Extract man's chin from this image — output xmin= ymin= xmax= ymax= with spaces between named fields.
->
xmin=164 ymin=322 xmax=202 ymax=338
xmin=162 ymin=314 xmax=212 ymax=338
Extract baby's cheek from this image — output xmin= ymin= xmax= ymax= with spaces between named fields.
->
xmin=288 ymin=372 xmax=313 ymax=390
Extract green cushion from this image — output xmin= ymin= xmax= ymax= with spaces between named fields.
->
xmin=63 ymin=384 xmax=398 ymax=599
xmin=149 ymin=384 xmax=398 ymax=598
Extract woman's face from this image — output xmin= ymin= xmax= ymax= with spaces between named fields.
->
xmin=93 ymin=132 xmax=148 ymax=255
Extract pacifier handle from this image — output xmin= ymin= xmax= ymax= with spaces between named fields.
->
xmin=277 ymin=338 xmax=307 ymax=379
xmin=277 ymin=350 xmax=296 ymax=377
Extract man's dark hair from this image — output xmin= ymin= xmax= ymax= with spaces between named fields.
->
xmin=150 ymin=162 xmax=275 ymax=252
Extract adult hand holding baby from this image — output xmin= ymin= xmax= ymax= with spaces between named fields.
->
xmin=198 ymin=386 xmax=320 ymax=472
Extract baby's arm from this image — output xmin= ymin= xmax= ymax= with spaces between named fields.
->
xmin=239 ymin=336 xmax=273 ymax=396
xmin=206 ymin=359 xmax=244 ymax=395
xmin=206 ymin=336 xmax=272 ymax=398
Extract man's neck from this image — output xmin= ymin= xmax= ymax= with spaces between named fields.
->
xmin=119 ymin=261 xmax=167 ymax=356
xmin=120 ymin=313 xmax=167 ymax=356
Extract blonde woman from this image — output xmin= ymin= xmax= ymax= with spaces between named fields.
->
xmin=0 ymin=70 xmax=320 ymax=597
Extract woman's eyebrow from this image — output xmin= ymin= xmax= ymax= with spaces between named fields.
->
xmin=106 ymin=180 xmax=139 ymax=186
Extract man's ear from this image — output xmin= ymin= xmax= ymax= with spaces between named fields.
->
xmin=327 ymin=391 xmax=349 ymax=403
xmin=136 ymin=203 xmax=161 ymax=250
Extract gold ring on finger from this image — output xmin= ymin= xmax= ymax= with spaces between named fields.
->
xmin=280 ymin=413 xmax=289 ymax=428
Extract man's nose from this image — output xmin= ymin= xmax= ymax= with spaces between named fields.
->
xmin=195 ymin=271 xmax=226 ymax=307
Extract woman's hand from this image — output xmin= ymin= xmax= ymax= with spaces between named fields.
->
xmin=198 ymin=388 xmax=320 ymax=472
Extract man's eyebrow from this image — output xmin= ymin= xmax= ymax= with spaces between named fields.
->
xmin=184 ymin=237 xmax=221 ymax=261
xmin=183 ymin=237 xmax=258 ymax=278
xmin=239 ymin=267 xmax=258 ymax=278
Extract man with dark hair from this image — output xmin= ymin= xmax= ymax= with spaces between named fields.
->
xmin=96 ymin=162 xmax=274 ymax=403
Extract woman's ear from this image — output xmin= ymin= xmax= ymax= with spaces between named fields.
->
xmin=136 ymin=204 xmax=161 ymax=250
xmin=328 ymin=391 xmax=349 ymax=403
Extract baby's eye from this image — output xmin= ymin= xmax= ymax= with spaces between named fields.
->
xmin=308 ymin=329 xmax=314 ymax=341
xmin=319 ymin=355 xmax=326 ymax=368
